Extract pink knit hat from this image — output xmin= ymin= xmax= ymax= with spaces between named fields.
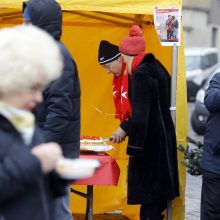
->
xmin=119 ymin=25 xmax=146 ymax=55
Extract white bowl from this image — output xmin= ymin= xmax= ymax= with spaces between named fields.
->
xmin=56 ymin=158 xmax=100 ymax=179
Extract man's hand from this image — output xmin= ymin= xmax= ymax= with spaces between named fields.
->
xmin=111 ymin=127 xmax=126 ymax=143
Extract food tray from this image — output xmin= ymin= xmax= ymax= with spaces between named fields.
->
xmin=80 ymin=144 xmax=114 ymax=152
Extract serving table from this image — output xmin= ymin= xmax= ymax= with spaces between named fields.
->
xmin=71 ymin=152 xmax=120 ymax=220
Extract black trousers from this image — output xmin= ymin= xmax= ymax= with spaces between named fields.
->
xmin=140 ymin=201 xmax=166 ymax=220
xmin=201 ymin=170 xmax=220 ymax=220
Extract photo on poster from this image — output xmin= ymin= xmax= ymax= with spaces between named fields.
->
xmin=154 ymin=8 xmax=181 ymax=46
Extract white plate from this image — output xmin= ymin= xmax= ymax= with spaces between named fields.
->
xmin=55 ymin=158 xmax=100 ymax=179
xmin=80 ymin=144 xmax=114 ymax=152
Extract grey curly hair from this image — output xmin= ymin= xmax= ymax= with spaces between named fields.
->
xmin=0 ymin=25 xmax=63 ymax=94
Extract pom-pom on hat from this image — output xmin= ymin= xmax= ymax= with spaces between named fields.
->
xmin=98 ymin=40 xmax=121 ymax=64
xmin=119 ymin=25 xmax=146 ymax=56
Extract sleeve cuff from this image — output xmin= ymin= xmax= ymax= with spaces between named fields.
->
xmin=120 ymin=119 xmax=130 ymax=135
xmin=127 ymin=145 xmax=144 ymax=157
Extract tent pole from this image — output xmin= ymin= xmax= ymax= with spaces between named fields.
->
xmin=168 ymin=44 xmax=178 ymax=220
xmin=170 ymin=44 xmax=178 ymax=124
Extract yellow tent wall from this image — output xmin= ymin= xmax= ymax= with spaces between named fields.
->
xmin=0 ymin=1 xmax=187 ymax=219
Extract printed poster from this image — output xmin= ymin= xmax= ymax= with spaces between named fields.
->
xmin=154 ymin=8 xmax=181 ymax=46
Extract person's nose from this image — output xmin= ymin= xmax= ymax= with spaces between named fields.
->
xmin=105 ymin=68 xmax=111 ymax=74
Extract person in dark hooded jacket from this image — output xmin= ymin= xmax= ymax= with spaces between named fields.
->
xmin=201 ymin=72 xmax=220 ymax=220
xmin=23 ymin=1 xmax=81 ymax=219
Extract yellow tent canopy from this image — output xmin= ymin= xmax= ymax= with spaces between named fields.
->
xmin=1 ymin=0 xmax=181 ymax=14
xmin=0 ymin=1 xmax=187 ymax=219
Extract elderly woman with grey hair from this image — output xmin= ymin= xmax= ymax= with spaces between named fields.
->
xmin=0 ymin=25 xmax=68 ymax=220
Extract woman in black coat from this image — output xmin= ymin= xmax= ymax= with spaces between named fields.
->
xmin=0 ymin=25 xmax=67 ymax=220
xmin=111 ymin=25 xmax=179 ymax=220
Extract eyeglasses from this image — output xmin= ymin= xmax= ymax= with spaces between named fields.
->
xmin=102 ymin=63 xmax=112 ymax=70
xmin=102 ymin=58 xmax=119 ymax=69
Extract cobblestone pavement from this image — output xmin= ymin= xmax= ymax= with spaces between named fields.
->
xmin=185 ymin=174 xmax=202 ymax=220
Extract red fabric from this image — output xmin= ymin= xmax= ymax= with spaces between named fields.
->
xmin=112 ymin=52 xmax=145 ymax=122
xmin=167 ymin=20 xmax=173 ymax=32
xmin=132 ymin=52 xmax=145 ymax=73
xmin=119 ymin=25 xmax=146 ymax=56
xmin=73 ymin=154 xmax=120 ymax=186
xmin=112 ymin=62 xmax=131 ymax=121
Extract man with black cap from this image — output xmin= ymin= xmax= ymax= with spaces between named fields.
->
xmin=98 ymin=40 xmax=132 ymax=141
xmin=23 ymin=1 xmax=81 ymax=220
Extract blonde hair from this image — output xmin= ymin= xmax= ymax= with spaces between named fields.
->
xmin=0 ymin=25 xmax=63 ymax=93
xmin=121 ymin=53 xmax=134 ymax=75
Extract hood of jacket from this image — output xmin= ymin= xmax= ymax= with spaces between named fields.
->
xmin=23 ymin=0 xmax=62 ymax=40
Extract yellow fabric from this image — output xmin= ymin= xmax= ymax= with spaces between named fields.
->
xmin=0 ymin=1 xmax=187 ymax=219
xmin=2 ymin=0 xmax=181 ymax=14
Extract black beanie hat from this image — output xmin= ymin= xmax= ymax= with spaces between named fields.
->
xmin=98 ymin=40 xmax=121 ymax=64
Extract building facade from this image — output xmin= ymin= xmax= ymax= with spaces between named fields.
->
xmin=182 ymin=0 xmax=220 ymax=51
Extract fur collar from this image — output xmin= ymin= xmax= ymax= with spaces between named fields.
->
xmin=136 ymin=53 xmax=169 ymax=80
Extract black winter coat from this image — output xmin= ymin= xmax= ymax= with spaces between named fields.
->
xmin=24 ymin=0 xmax=81 ymax=158
xmin=121 ymin=54 xmax=179 ymax=204
xmin=0 ymin=115 xmax=67 ymax=220
xmin=202 ymin=72 xmax=220 ymax=175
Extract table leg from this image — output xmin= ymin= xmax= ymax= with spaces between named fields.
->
xmin=71 ymin=186 xmax=94 ymax=220
xmin=85 ymin=185 xmax=93 ymax=220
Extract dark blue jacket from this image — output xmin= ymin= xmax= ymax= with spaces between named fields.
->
xmin=0 ymin=114 xmax=67 ymax=220
xmin=202 ymin=72 xmax=220 ymax=175
xmin=23 ymin=0 xmax=81 ymax=158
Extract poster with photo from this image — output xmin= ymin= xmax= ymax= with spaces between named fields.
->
xmin=154 ymin=8 xmax=181 ymax=46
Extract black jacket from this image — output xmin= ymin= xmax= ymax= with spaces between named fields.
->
xmin=202 ymin=72 xmax=220 ymax=175
xmin=24 ymin=0 xmax=81 ymax=158
xmin=0 ymin=115 xmax=67 ymax=220
xmin=121 ymin=54 xmax=179 ymax=204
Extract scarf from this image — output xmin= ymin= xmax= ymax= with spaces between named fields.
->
xmin=112 ymin=52 xmax=145 ymax=122
xmin=112 ymin=62 xmax=131 ymax=122
xmin=0 ymin=101 xmax=35 ymax=145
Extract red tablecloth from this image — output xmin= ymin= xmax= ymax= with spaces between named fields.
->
xmin=73 ymin=153 xmax=120 ymax=186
